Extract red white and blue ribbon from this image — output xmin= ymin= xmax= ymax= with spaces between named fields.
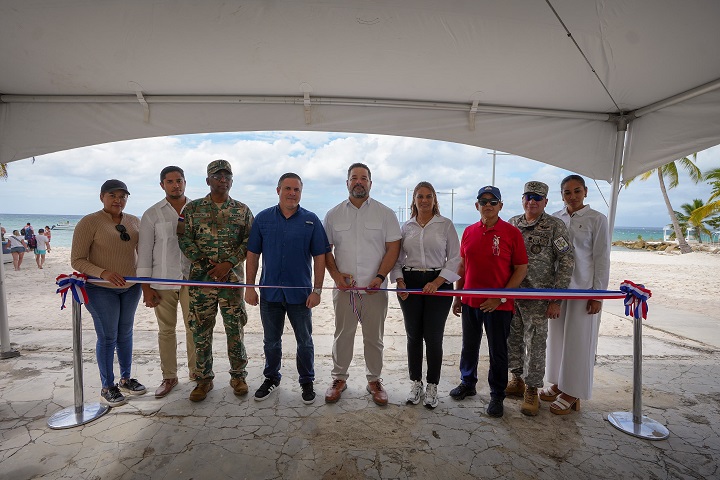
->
xmin=619 ymin=280 xmax=651 ymax=320
xmin=70 ymin=275 xmax=650 ymax=320
xmin=347 ymin=279 xmax=364 ymax=324
xmin=55 ymin=273 xmax=89 ymax=309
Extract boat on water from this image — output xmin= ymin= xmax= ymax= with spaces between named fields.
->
xmin=51 ymin=221 xmax=75 ymax=230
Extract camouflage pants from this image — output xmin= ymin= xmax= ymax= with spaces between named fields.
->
xmin=508 ymin=299 xmax=549 ymax=388
xmin=188 ymin=286 xmax=248 ymax=381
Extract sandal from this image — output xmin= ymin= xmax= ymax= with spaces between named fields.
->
xmin=539 ymin=384 xmax=561 ymax=402
xmin=550 ymin=394 xmax=580 ymax=415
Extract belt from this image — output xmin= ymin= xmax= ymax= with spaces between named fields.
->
xmin=402 ymin=267 xmax=442 ymax=272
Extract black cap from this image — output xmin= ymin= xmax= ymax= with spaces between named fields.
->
xmin=101 ymin=179 xmax=130 ymax=195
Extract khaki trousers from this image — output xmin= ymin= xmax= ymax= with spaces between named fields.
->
xmin=155 ymin=287 xmax=198 ymax=379
xmin=331 ymin=290 xmax=388 ymax=382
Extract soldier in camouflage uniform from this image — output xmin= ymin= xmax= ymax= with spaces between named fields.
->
xmin=178 ymin=159 xmax=254 ymax=402
xmin=507 ymin=181 xmax=574 ymax=416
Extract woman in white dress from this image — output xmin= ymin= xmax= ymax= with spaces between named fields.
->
xmin=544 ymin=175 xmax=610 ymax=414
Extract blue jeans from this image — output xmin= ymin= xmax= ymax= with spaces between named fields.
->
xmin=459 ymin=304 xmax=512 ymax=400
xmin=259 ymin=298 xmax=314 ymax=384
xmin=84 ymin=283 xmax=141 ymax=389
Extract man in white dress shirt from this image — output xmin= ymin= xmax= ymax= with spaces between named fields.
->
xmin=137 ymin=166 xmax=198 ymax=398
xmin=323 ymin=163 xmax=401 ymax=406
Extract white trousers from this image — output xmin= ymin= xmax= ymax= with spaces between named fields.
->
xmin=545 ymin=299 xmax=601 ymax=399
xmin=331 ymin=290 xmax=388 ymax=382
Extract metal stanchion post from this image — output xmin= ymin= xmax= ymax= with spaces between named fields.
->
xmin=48 ymin=298 xmax=109 ymax=429
xmin=607 ymin=315 xmax=669 ymax=440
xmin=0 ymin=246 xmax=21 ymax=359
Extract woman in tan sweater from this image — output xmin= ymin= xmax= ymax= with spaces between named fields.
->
xmin=71 ymin=179 xmax=147 ymax=407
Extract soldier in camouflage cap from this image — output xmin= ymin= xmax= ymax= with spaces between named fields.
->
xmin=179 ymin=159 xmax=254 ymax=402
xmin=507 ymin=181 xmax=574 ymax=416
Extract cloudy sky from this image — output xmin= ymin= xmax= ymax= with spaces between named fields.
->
xmin=1 ymin=131 xmax=718 ymax=228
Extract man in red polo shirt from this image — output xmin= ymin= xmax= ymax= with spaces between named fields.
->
xmin=451 ymin=185 xmax=528 ymax=417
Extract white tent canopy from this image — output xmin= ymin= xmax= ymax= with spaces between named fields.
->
xmin=2 ymin=1 xmax=720 ymax=353
xmin=2 ymin=0 xmax=720 ymax=182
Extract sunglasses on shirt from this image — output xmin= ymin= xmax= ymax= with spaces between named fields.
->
xmin=478 ymin=199 xmax=500 ymax=206
xmin=523 ymin=193 xmax=546 ymax=202
xmin=115 ymin=224 xmax=131 ymax=242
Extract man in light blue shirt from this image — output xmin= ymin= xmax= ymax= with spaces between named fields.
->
xmin=245 ymin=172 xmax=330 ymax=404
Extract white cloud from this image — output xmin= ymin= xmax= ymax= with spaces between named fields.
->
xmin=1 ymin=132 xmax=718 ymax=229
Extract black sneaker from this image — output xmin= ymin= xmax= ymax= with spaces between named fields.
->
xmin=486 ymin=398 xmax=504 ymax=417
xmin=449 ymin=383 xmax=477 ymax=400
xmin=118 ymin=378 xmax=147 ymax=395
xmin=101 ymin=385 xmax=127 ymax=407
xmin=254 ymin=377 xmax=280 ymax=401
xmin=301 ymin=382 xmax=316 ymax=404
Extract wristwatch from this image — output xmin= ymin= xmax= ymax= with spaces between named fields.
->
xmin=500 ymin=298 xmax=507 ymax=304
xmin=313 ymin=288 xmax=322 ymax=296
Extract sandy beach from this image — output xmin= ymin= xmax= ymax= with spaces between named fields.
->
xmin=2 ymin=246 xmax=720 ymax=478
xmin=2 ymin=246 xmax=719 ymax=343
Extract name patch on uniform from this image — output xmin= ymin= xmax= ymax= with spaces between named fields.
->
xmin=553 ymin=237 xmax=571 ymax=253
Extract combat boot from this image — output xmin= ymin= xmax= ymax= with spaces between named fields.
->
xmin=521 ymin=386 xmax=540 ymax=416
xmin=505 ymin=374 xmax=525 ymax=398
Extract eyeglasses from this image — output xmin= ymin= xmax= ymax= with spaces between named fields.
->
xmin=523 ymin=193 xmax=545 ymax=202
xmin=115 ymin=224 xmax=131 ymax=242
xmin=478 ymin=199 xmax=500 ymax=206
xmin=209 ymin=174 xmax=233 ymax=181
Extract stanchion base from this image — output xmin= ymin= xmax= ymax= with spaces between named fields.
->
xmin=48 ymin=402 xmax=110 ymax=429
xmin=607 ymin=411 xmax=669 ymax=440
xmin=1 ymin=349 xmax=21 ymax=359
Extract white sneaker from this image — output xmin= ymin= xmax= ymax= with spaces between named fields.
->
xmin=424 ymin=383 xmax=439 ymax=409
xmin=406 ymin=380 xmax=424 ymax=405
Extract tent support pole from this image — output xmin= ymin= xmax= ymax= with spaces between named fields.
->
xmin=0 ymin=243 xmax=20 ymax=359
xmin=607 ymin=118 xmax=627 ymax=232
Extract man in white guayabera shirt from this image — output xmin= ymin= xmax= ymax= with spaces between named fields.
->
xmin=137 ymin=166 xmax=199 ymax=398
xmin=323 ymin=162 xmax=401 ymax=406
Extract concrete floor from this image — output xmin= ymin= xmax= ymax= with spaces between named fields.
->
xmin=1 ymin=304 xmax=719 ymax=479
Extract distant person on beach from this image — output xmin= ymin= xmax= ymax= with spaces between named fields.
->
xmin=44 ymin=226 xmax=52 ymax=242
xmin=138 ymin=165 xmax=199 ymax=399
xmin=179 ymin=159 xmax=254 ymax=403
xmin=245 ymin=172 xmax=330 ymax=404
xmin=23 ymin=223 xmax=34 ymax=241
xmin=71 ymin=179 xmax=147 ymax=407
xmin=451 ymin=186 xmax=527 ymax=418
xmin=545 ymin=174 xmax=610 ymax=415
xmin=8 ymin=229 xmax=29 ymax=271
xmin=506 ymin=181 xmax=574 ymax=417
xmin=34 ymin=228 xmax=50 ymax=269
xmin=323 ymin=163 xmax=401 ymax=406
xmin=391 ymin=181 xmax=460 ymax=409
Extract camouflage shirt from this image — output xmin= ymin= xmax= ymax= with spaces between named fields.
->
xmin=509 ymin=212 xmax=574 ymax=290
xmin=179 ymin=194 xmax=254 ymax=282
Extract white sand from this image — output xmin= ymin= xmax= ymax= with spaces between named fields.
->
xmin=2 ymin=246 xmax=719 ymax=337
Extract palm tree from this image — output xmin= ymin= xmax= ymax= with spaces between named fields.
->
xmin=679 ymin=199 xmax=712 ymax=243
xmin=625 ymin=154 xmax=702 ymax=254
xmin=0 ymin=163 xmax=7 ymax=179
xmin=691 ymin=167 xmax=720 ymax=228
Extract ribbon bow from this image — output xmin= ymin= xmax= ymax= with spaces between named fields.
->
xmin=619 ymin=280 xmax=651 ymax=320
xmin=56 ymin=273 xmax=90 ymax=310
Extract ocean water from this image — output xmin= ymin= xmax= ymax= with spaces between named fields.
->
xmin=1 ymin=213 xmax=670 ymax=248
xmin=1 ymin=213 xmax=84 ymax=248
xmin=453 ymin=223 xmax=664 ymax=243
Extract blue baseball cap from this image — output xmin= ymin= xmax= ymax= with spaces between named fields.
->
xmin=477 ymin=185 xmax=501 ymax=201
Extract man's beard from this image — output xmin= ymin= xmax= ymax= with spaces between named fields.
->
xmin=350 ymin=185 xmax=367 ymax=199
